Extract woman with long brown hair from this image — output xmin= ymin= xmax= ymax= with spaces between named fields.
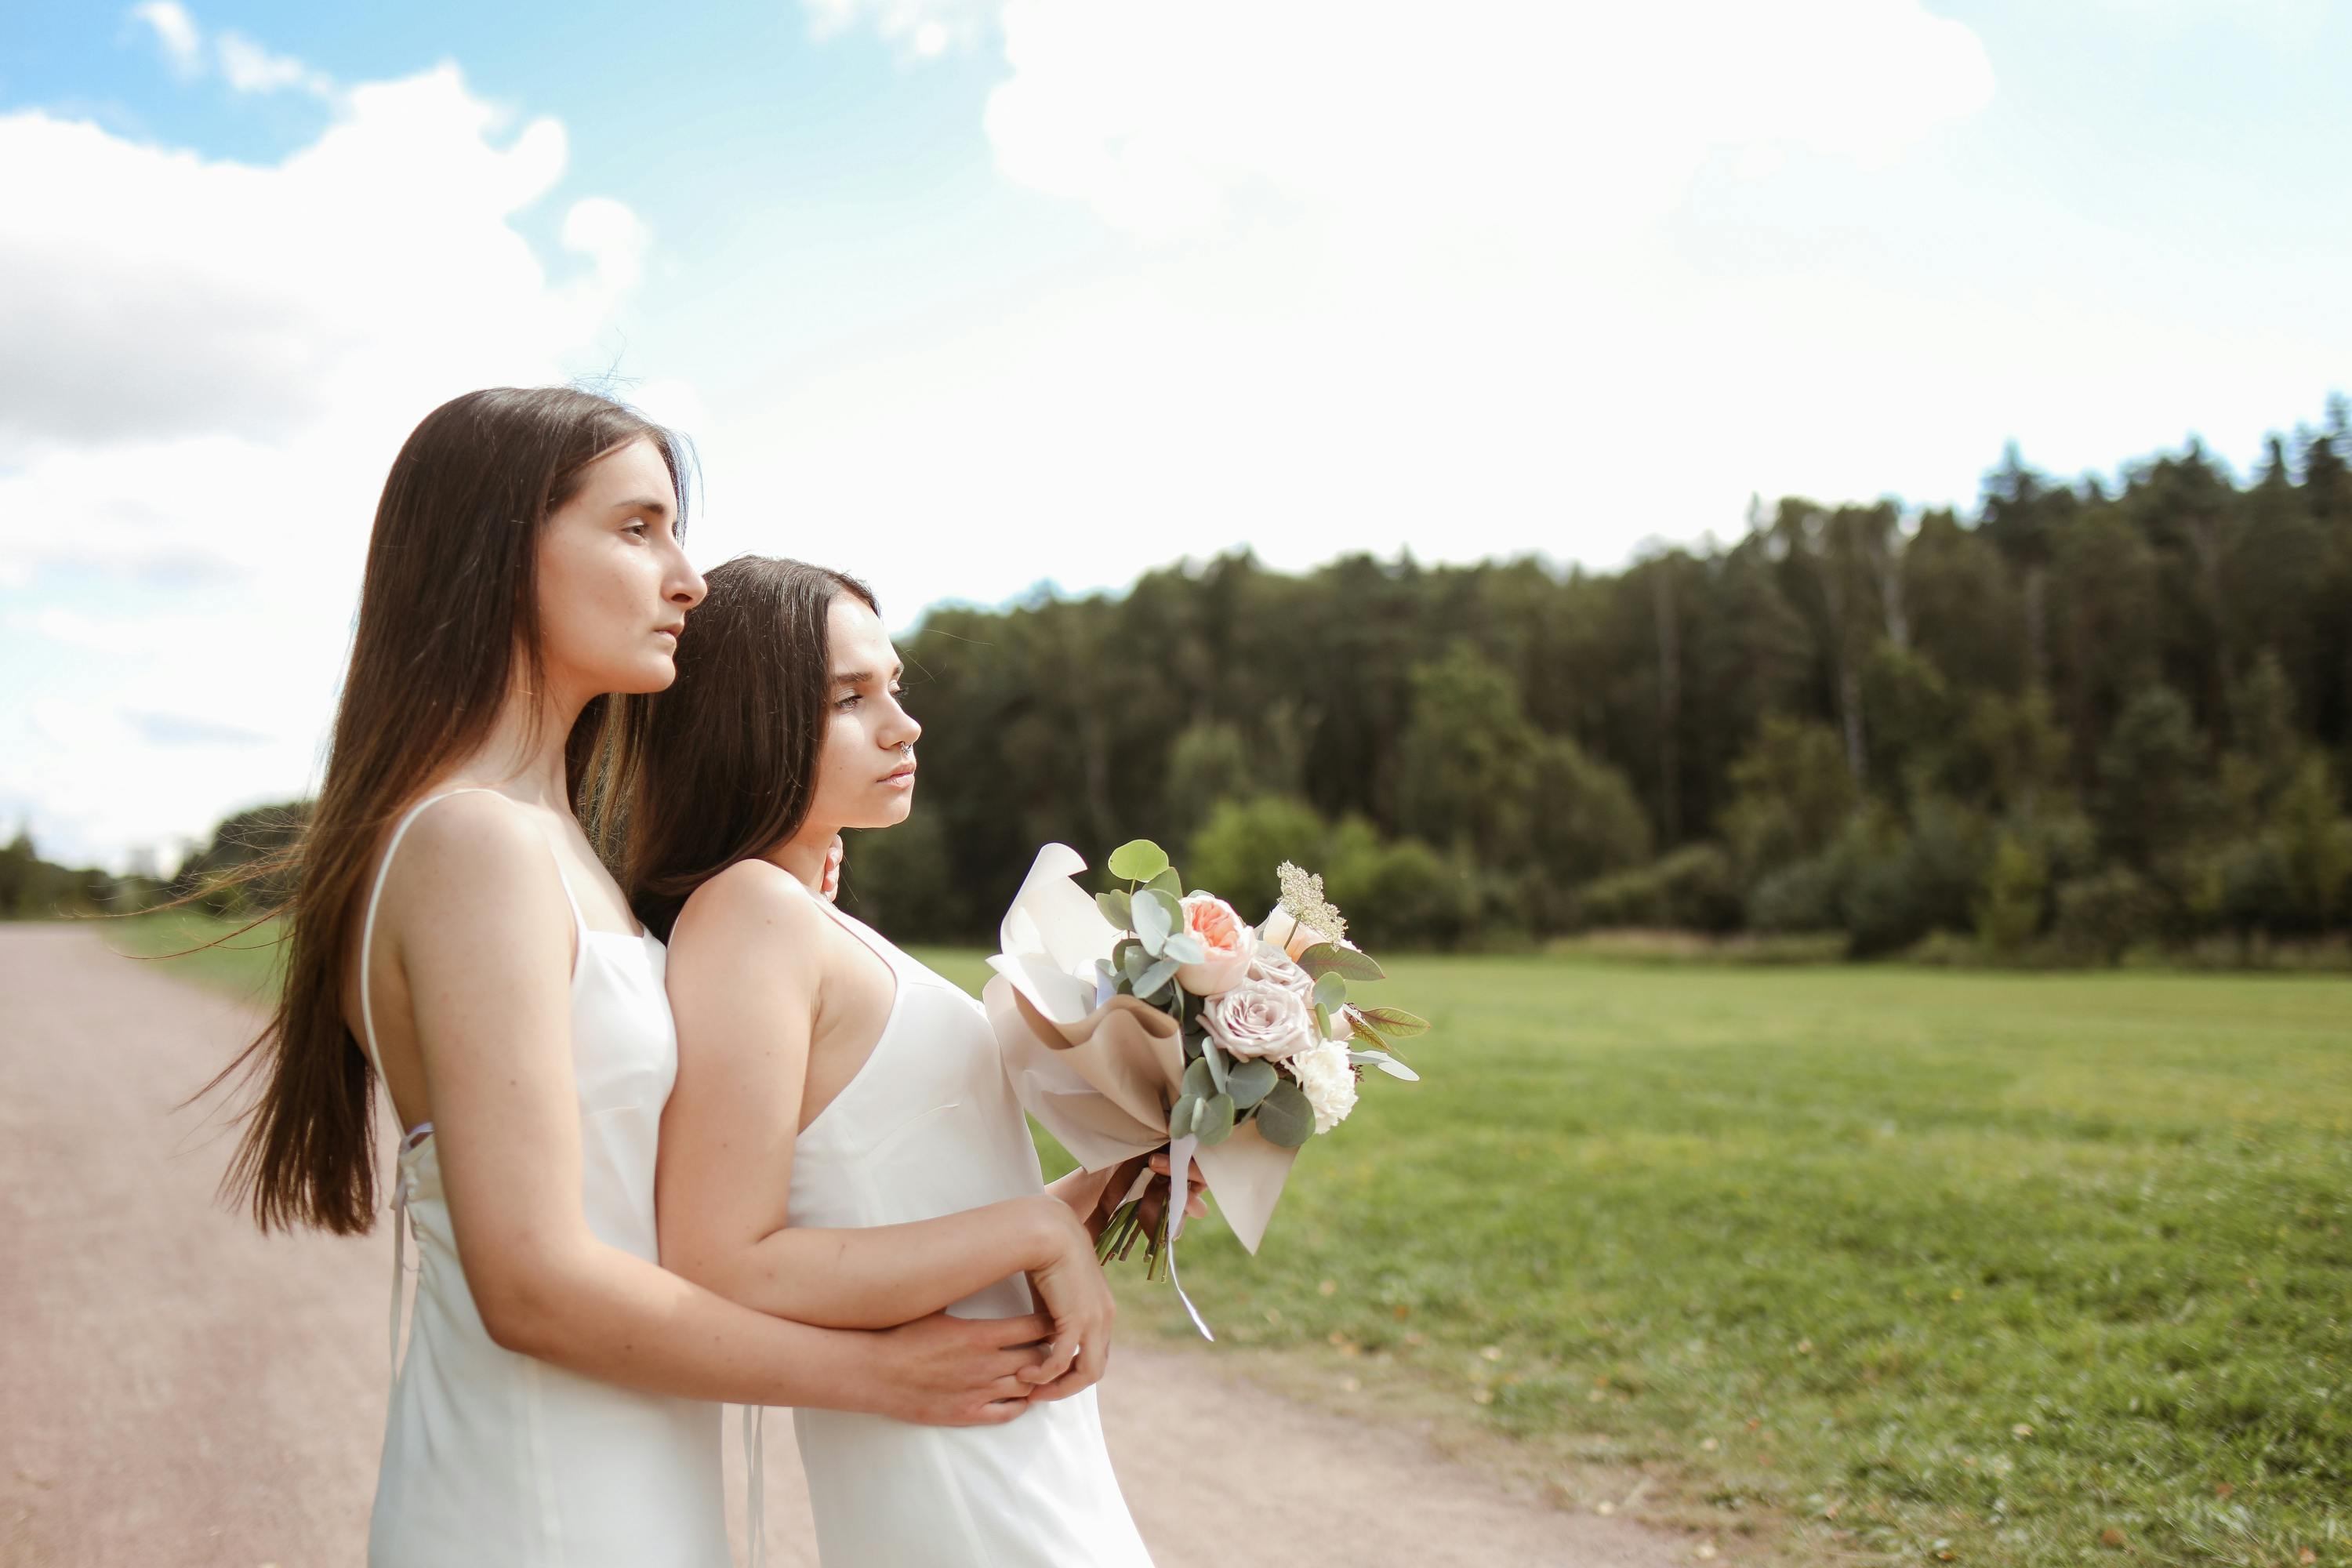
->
xmin=632 ymin=556 xmax=1189 ymax=1566
xmin=215 ymin=389 xmax=1068 ymax=1566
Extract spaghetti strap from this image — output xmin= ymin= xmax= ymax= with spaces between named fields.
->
xmin=358 ymin=788 xmax=592 ymax=1085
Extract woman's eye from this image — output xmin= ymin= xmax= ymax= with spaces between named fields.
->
xmin=836 ymin=693 xmax=862 ymax=710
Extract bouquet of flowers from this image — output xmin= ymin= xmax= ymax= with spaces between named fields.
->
xmin=981 ymin=838 xmax=1425 ymax=1337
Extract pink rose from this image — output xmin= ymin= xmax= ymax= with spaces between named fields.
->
xmin=1203 ymin=978 xmax=1317 ymax=1062
xmin=1174 ymin=892 xmax=1254 ymax=996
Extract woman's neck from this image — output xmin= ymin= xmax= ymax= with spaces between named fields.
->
xmin=762 ymin=821 xmax=840 ymax=892
xmin=457 ymin=671 xmax=587 ymax=808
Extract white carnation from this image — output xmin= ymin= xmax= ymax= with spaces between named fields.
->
xmin=1288 ymin=1040 xmax=1359 ymax=1134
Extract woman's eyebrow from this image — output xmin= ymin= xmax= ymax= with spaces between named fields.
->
xmin=612 ymin=495 xmax=674 ymax=519
xmin=832 ymin=667 xmax=875 ymax=687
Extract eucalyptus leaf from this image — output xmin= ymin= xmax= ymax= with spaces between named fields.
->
xmin=1312 ymin=972 xmax=1348 ymax=1014
xmin=1162 ymin=932 xmax=1207 ymax=964
xmin=1122 ymin=944 xmax=1152 ymax=983
xmin=1194 ymin=1092 xmax=1236 ymax=1146
xmin=1111 ymin=936 xmax=1143 ymax=970
xmin=1181 ymin=1057 xmax=1217 ymax=1102
xmin=1133 ymin=889 xmax=1177 ymax=955
xmin=1348 ymin=1049 xmax=1421 ymax=1082
xmin=1200 ymin=1037 xmax=1229 ymax=1092
xmin=1298 ymin=942 xmax=1385 ymax=982
xmin=1353 ymin=1004 xmax=1431 ymax=1039
xmin=1168 ymin=1094 xmax=1200 ymax=1139
xmin=1145 ymin=866 xmax=1185 ymax=902
xmin=1135 ymin=957 xmax=1178 ymax=1000
xmin=1107 ymin=839 xmax=1171 ymax=883
xmin=1095 ymin=889 xmax=1134 ymax=931
xmin=1225 ymin=1058 xmax=1277 ymax=1109
xmin=1254 ymin=1080 xmax=1314 ymax=1148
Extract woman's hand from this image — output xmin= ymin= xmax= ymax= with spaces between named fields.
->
xmin=1061 ymin=1149 xmax=1210 ymax=1241
xmin=869 ymin=1309 xmax=1058 ymax=1426
xmin=1015 ymin=1197 xmax=1116 ymax=1397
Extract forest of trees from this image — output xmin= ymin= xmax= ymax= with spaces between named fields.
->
xmin=14 ymin=398 xmax=2351 ymax=966
xmin=840 ymin=397 xmax=2352 ymax=963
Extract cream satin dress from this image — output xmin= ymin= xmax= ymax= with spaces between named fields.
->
xmin=358 ymin=789 xmax=729 ymax=1566
xmin=760 ymin=876 xmax=1156 ymax=1567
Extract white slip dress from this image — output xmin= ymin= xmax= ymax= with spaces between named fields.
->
xmin=358 ymin=789 xmax=729 ymax=1567
xmin=764 ymin=877 xmax=1156 ymax=1568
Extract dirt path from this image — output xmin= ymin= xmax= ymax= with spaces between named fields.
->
xmin=0 ymin=924 xmax=1692 ymax=1567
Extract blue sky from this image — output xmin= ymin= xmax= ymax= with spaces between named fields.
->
xmin=2 ymin=0 xmax=2348 ymax=868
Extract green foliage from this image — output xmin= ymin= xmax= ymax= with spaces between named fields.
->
xmin=1183 ymin=796 xmax=1329 ymax=916
xmin=2051 ymin=867 xmax=2165 ymax=964
xmin=1973 ymin=833 xmax=2049 ymax=953
xmin=1719 ymin=715 xmax=1854 ymax=877
xmin=2095 ymin=685 xmax=2216 ymax=879
xmin=1572 ymin=844 xmax=1742 ymax=933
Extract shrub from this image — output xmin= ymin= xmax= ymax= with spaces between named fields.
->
xmin=1973 ymin=833 xmax=2049 ymax=953
xmin=1183 ymin=795 xmax=1334 ymax=915
xmin=2050 ymin=868 xmax=2165 ymax=965
xmin=1573 ymin=844 xmax=1742 ymax=933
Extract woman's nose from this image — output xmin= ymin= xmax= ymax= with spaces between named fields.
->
xmin=669 ymin=557 xmax=707 ymax=608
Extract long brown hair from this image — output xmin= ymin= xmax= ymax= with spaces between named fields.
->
xmin=212 ymin=387 xmax=688 ymax=1235
xmin=626 ymin=555 xmax=876 ymax=940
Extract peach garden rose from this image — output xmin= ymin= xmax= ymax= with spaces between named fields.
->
xmin=1172 ymin=891 xmax=1253 ymax=996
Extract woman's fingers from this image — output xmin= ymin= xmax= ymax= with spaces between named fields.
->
xmin=1019 ymin=1332 xmax=1080 ymax=1386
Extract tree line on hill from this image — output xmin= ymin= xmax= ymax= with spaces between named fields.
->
xmin=844 ymin=397 xmax=2352 ymax=963
xmin=15 ymin=397 xmax=2351 ymax=964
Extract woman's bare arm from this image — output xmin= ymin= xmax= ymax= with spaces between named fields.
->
xmin=379 ymin=795 xmax=1053 ymax=1423
xmin=657 ymin=862 xmax=1112 ymax=1391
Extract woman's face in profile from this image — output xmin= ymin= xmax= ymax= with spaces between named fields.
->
xmin=535 ymin=437 xmax=706 ymax=698
xmin=808 ymin=595 xmax=921 ymax=832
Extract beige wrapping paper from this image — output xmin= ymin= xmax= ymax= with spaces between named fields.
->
xmin=984 ymin=844 xmax=1301 ymax=1256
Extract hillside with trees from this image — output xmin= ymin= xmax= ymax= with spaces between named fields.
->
xmin=845 ymin=398 xmax=2352 ymax=963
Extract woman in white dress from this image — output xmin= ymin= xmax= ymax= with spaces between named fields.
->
xmin=206 ymin=390 xmax=1075 ymax=1566
xmin=631 ymin=555 xmax=1183 ymax=1566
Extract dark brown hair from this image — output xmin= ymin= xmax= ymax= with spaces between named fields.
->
xmin=626 ymin=555 xmax=876 ymax=940
xmin=211 ymin=386 xmax=688 ymax=1234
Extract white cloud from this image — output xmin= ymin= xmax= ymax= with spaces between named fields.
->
xmin=2 ymin=23 xmax=662 ymax=867
xmin=217 ymin=31 xmax=335 ymax=97
xmin=681 ymin=0 xmax=2002 ymax=624
xmin=129 ymin=1 xmax=202 ymax=77
xmin=803 ymin=0 xmax=987 ymax=59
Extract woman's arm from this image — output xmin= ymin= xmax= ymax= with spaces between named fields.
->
xmin=381 ymin=797 xmax=1058 ymax=1423
xmin=656 ymin=862 xmax=1112 ymax=1388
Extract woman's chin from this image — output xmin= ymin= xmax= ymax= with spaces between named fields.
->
xmin=855 ymin=791 xmax=916 ymax=830
xmin=608 ymin=655 xmax=679 ymax=695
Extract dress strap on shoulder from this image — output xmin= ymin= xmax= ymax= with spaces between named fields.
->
xmin=357 ymin=789 xmax=587 ymax=1085
xmin=358 ymin=788 xmax=503 ymax=1086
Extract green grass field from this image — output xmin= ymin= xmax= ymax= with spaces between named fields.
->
xmin=109 ymin=913 xmax=2352 ymax=1566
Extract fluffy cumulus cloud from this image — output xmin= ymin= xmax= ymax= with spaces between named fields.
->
xmin=1 ymin=10 xmax=662 ymax=866
xmin=978 ymin=0 xmax=1992 ymax=241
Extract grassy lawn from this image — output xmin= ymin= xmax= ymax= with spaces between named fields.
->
xmin=106 ymin=915 xmax=2352 ymax=1565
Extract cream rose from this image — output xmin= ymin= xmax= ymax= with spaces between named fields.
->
xmin=1259 ymin=905 xmax=1353 ymax=961
xmin=1244 ymin=940 xmax=1317 ymax=1007
xmin=1288 ymin=1040 xmax=1359 ymax=1134
xmin=1174 ymin=892 xmax=1254 ymax=996
xmin=1202 ymin=978 xmax=1317 ymax=1062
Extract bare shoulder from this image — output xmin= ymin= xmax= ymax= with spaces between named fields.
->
xmin=668 ymin=859 xmax=829 ymax=982
xmin=377 ymin=790 xmax=568 ymax=933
